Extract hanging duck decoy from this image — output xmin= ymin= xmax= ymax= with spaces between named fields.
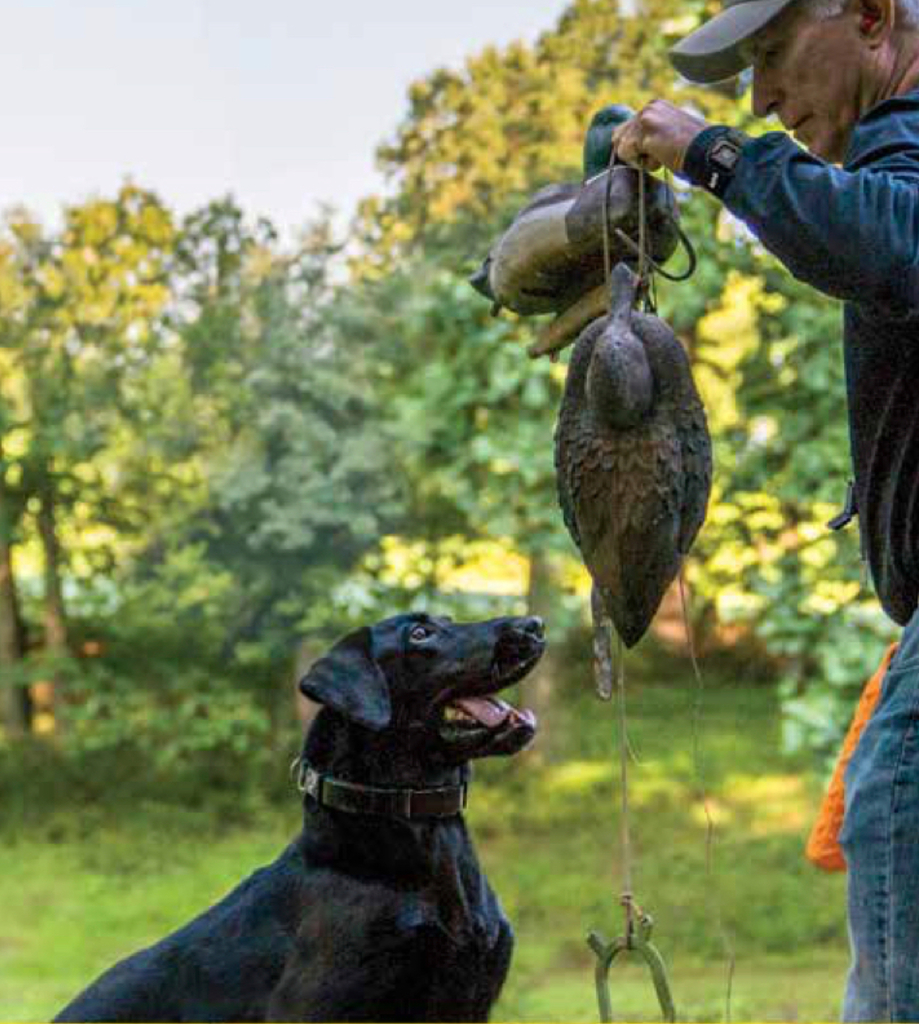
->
xmin=468 ymin=106 xmax=680 ymax=325
xmin=554 ymin=262 xmax=712 ymax=654
xmin=468 ymin=104 xmax=710 ymax=671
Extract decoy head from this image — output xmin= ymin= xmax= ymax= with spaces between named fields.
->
xmin=586 ymin=265 xmax=653 ymax=431
xmin=608 ymin=262 xmax=641 ymax=322
xmin=583 ymin=105 xmax=635 ymax=180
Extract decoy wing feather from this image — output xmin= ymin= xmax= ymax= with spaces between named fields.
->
xmin=632 ymin=313 xmax=713 ymax=557
xmin=554 ymin=318 xmax=607 ymax=549
xmin=554 ymin=431 xmax=581 ymax=548
xmin=677 ymin=402 xmax=713 ymax=556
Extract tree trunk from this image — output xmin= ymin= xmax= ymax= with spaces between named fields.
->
xmin=524 ymin=550 xmax=562 ymax=761
xmin=0 ymin=447 xmax=29 ymax=736
xmin=0 ymin=541 xmax=29 ymax=735
xmin=36 ymin=481 xmax=69 ymax=722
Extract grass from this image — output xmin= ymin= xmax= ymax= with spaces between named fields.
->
xmin=0 ymin=640 xmax=852 ymax=1021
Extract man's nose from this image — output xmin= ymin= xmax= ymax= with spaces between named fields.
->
xmin=751 ymin=67 xmax=781 ymax=120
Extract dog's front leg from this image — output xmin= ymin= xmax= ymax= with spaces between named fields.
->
xmin=266 ymin=921 xmax=438 ymax=1023
xmin=419 ymin=921 xmax=514 ymax=1023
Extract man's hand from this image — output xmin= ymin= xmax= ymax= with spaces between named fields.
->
xmin=611 ymin=100 xmax=710 ymax=173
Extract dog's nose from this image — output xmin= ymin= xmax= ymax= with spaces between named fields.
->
xmin=521 ymin=616 xmax=545 ymax=638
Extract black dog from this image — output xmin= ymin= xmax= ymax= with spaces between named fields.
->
xmin=55 ymin=613 xmax=544 ymax=1022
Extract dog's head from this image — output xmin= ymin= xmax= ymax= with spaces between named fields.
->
xmin=299 ymin=613 xmax=544 ymax=765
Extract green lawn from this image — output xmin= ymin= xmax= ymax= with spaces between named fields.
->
xmin=1 ymin=646 xmax=852 ymax=1021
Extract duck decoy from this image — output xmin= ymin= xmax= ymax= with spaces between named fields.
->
xmin=554 ymin=262 xmax=712 ymax=662
xmin=583 ymin=104 xmax=636 ymax=180
xmin=469 ymin=106 xmax=680 ymax=323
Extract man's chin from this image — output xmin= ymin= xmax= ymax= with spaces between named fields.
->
xmin=804 ymin=136 xmax=839 ymax=164
xmin=803 ymin=127 xmax=849 ymax=166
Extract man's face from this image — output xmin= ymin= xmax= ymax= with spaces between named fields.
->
xmin=744 ymin=0 xmax=869 ymax=162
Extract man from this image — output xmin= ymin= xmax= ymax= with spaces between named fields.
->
xmin=611 ymin=0 xmax=919 ymax=1018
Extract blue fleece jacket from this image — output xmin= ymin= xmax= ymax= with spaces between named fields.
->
xmin=686 ymin=92 xmax=919 ymax=626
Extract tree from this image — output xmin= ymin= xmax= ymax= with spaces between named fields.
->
xmin=0 ymin=187 xmax=176 ymax=731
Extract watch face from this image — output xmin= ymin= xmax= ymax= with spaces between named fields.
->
xmin=711 ymin=139 xmax=741 ymax=171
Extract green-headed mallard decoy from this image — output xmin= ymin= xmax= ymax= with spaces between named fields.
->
xmin=469 ymin=106 xmax=679 ymax=331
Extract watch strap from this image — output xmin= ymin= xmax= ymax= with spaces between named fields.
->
xmin=681 ymin=126 xmax=750 ymax=199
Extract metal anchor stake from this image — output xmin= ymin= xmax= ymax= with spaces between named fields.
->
xmin=588 ymin=900 xmax=676 ymax=1023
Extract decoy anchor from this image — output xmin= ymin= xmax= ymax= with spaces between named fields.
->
xmin=588 ymin=899 xmax=676 ymax=1023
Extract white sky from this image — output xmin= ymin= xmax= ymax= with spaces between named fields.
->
xmin=2 ymin=0 xmax=571 ymax=233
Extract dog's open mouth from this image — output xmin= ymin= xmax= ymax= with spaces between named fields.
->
xmin=437 ymin=633 xmax=543 ymax=759
xmin=443 ymin=696 xmax=537 ymax=735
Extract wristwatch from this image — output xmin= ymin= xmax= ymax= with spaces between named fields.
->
xmin=681 ymin=126 xmax=750 ymax=200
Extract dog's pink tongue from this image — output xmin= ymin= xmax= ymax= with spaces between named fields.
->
xmin=455 ymin=697 xmax=510 ymax=728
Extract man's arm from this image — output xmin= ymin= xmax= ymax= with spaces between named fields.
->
xmin=613 ymin=99 xmax=919 ymax=316
xmin=716 ymin=130 xmax=919 ymax=314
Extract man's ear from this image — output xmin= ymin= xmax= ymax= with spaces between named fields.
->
xmin=859 ymin=0 xmax=892 ymax=43
xmin=299 ymin=626 xmax=392 ymax=731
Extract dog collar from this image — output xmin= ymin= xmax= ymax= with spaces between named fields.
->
xmin=294 ymin=759 xmax=468 ymax=820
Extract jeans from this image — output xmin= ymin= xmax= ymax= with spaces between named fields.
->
xmin=841 ymin=606 xmax=919 ymax=1022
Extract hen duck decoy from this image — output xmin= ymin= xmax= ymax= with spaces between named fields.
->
xmin=469 ymin=106 xmax=679 ymax=323
xmin=554 ymin=263 xmax=712 ymax=665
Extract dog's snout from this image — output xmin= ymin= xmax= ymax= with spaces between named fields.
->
xmin=521 ymin=616 xmax=544 ymax=639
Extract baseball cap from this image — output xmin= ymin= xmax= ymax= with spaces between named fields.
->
xmin=669 ymin=0 xmax=799 ymax=83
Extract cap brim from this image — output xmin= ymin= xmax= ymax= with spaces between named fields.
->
xmin=669 ymin=0 xmax=797 ymax=83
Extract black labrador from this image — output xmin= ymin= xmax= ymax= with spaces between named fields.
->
xmin=55 ymin=612 xmax=544 ymax=1022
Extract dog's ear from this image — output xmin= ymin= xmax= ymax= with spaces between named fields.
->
xmin=299 ymin=626 xmax=392 ymax=731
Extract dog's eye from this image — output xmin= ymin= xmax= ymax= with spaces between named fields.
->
xmin=409 ymin=624 xmax=434 ymax=643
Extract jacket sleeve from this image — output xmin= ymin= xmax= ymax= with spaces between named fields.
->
xmin=722 ymin=130 xmax=919 ymax=315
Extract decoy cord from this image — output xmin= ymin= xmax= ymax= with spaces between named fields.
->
xmin=602 ymin=146 xmax=639 ymax=937
xmin=602 ymin=141 xmax=735 ymax=1023
xmin=680 ymin=568 xmax=737 ymax=1023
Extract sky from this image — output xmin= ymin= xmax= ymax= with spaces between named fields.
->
xmin=1 ymin=0 xmax=571 ymax=235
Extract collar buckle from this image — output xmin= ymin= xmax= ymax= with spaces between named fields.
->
xmin=293 ymin=758 xmax=323 ymax=802
xmin=303 ymin=766 xmax=322 ymax=802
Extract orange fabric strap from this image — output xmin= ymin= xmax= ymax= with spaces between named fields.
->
xmin=806 ymin=643 xmax=899 ymax=872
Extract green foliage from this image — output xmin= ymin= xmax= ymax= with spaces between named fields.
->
xmin=164 ymin=211 xmax=407 ymax=656
xmin=0 ymin=195 xmax=414 ymax=752
xmin=336 ymin=256 xmax=564 ymax=546
xmin=0 ymin=186 xmax=177 ymax=577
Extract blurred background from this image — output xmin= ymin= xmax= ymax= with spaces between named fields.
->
xmin=0 ymin=0 xmax=898 ymax=1019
